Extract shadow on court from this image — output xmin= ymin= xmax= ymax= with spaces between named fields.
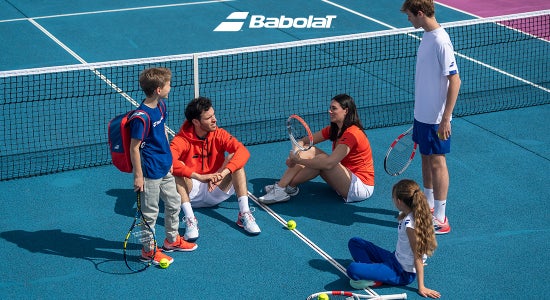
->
xmin=0 ymin=229 xmax=131 ymax=275
xmin=107 ymin=188 xmax=136 ymax=218
xmin=107 ymin=188 xmax=168 ymax=229
xmin=250 ymin=178 xmax=399 ymax=228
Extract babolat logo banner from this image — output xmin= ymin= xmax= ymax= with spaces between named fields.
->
xmin=214 ymin=12 xmax=336 ymax=31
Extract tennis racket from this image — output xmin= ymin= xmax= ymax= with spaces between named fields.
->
xmin=123 ymin=192 xmax=157 ymax=272
xmin=307 ymin=291 xmax=407 ymax=300
xmin=384 ymin=125 xmax=417 ymax=176
xmin=287 ymin=114 xmax=314 ymax=153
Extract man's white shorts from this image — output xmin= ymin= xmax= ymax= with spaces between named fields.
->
xmin=188 ymin=178 xmax=235 ymax=208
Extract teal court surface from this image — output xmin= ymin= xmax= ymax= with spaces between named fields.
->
xmin=0 ymin=1 xmax=549 ymax=299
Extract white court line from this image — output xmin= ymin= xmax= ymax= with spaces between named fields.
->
xmin=434 ymin=2 xmax=483 ymax=19
xmin=26 ymin=19 xmax=143 ymax=108
xmin=322 ymin=1 xmax=550 ymax=96
xmin=20 ymin=2 xmax=220 ymax=136
xmin=247 ymin=192 xmax=387 ymax=298
xmin=26 ymin=19 xmax=88 ymax=64
xmin=322 ymin=0 xmax=398 ymax=29
xmin=0 ymin=0 xmax=233 ymax=23
xmin=247 ymin=192 xmax=349 ymax=274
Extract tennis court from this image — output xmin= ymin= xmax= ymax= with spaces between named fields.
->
xmin=0 ymin=1 xmax=549 ymax=299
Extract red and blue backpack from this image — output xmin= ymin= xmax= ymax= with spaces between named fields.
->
xmin=108 ymin=101 xmax=165 ymax=173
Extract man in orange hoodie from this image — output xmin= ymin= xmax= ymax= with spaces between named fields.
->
xmin=170 ymin=96 xmax=261 ymax=241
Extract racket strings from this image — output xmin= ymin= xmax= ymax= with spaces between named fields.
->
xmin=124 ymin=220 xmax=156 ymax=271
xmin=385 ymin=135 xmax=415 ymax=175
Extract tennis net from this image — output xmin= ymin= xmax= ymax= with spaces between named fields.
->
xmin=1 ymin=10 xmax=548 ymax=180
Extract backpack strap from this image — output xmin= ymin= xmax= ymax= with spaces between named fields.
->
xmin=128 ymin=110 xmax=151 ymax=140
xmin=158 ymin=99 xmax=167 ymax=119
xmin=128 ymin=101 xmax=164 ymax=140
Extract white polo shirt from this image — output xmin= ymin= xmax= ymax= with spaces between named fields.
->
xmin=414 ymin=27 xmax=459 ymax=124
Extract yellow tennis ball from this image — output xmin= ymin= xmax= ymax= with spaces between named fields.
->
xmin=318 ymin=293 xmax=329 ymax=300
xmin=159 ymin=258 xmax=170 ymax=269
xmin=287 ymin=220 xmax=296 ymax=230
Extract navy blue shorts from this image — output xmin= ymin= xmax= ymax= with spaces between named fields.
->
xmin=412 ymin=119 xmax=451 ymax=155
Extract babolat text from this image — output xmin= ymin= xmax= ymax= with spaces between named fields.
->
xmin=249 ymin=15 xmax=337 ymax=29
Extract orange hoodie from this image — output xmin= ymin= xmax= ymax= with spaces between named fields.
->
xmin=170 ymin=120 xmax=250 ymax=178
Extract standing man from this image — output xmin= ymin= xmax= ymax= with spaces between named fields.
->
xmin=401 ymin=0 xmax=461 ymax=234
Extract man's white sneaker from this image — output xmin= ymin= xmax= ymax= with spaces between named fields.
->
xmin=236 ymin=211 xmax=261 ymax=235
xmin=183 ymin=216 xmax=199 ymax=242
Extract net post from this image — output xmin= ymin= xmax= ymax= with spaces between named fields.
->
xmin=193 ymin=53 xmax=199 ymax=98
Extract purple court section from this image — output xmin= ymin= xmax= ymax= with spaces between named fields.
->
xmin=502 ymin=17 xmax=550 ymax=41
xmin=438 ymin=0 xmax=549 ymax=40
xmin=437 ymin=0 xmax=549 ymax=17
